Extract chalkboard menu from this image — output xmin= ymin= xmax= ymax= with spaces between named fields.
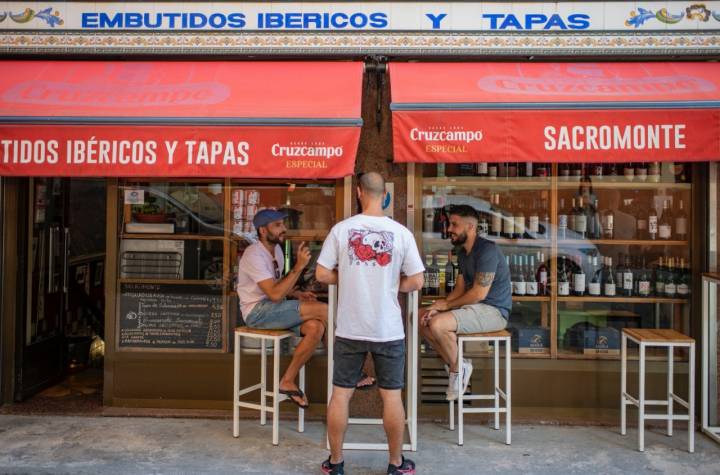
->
xmin=119 ymin=283 xmax=223 ymax=350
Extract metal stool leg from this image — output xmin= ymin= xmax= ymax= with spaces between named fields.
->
xmin=449 ymin=399 xmax=455 ymax=431
xmin=458 ymin=338 xmax=464 ymax=446
xmin=494 ymin=339 xmax=500 ymax=430
xmin=260 ymin=338 xmax=267 ymax=426
xmin=638 ymin=343 xmax=646 ymax=452
xmin=667 ymin=346 xmax=674 ymax=437
xmin=272 ymin=336 xmax=281 ymax=446
xmin=233 ymin=332 xmax=240 ymax=438
xmin=298 ymin=364 xmax=305 ymax=433
xmin=505 ymin=337 xmax=512 ymax=445
xmin=689 ymin=342 xmax=696 ymax=453
xmin=621 ymin=333 xmax=627 ymax=436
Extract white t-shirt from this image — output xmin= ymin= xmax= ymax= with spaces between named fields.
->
xmin=236 ymin=242 xmax=284 ymax=317
xmin=317 ymin=214 xmax=425 ymax=342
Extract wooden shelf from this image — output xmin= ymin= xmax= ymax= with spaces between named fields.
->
xmin=121 ymin=233 xmax=224 ymax=241
xmin=422 ymin=351 xmax=551 ymax=359
xmin=118 ymin=278 xmax=222 ymax=285
xmin=421 ymin=295 xmax=549 ymax=303
xmin=560 ymin=239 xmax=688 ymax=247
xmin=556 ymin=179 xmax=691 ymax=190
xmin=558 ymin=296 xmax=688 ymax=304
xmin=424 ymin=237 xmax=550 ymax=247
xmin=285 ymin=230 xmax=329 ymax=240
xmin=423 ymin=177 xmax=551 ymax=189
xmin=558 ymin=351 xmax=685 ymax=362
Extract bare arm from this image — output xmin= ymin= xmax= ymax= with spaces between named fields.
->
xmin=399 ymin=272 xmax=424 ymax=293
xmin=256 ymin=241 xmax=311 ymax=302
xmin=427 ymin=272 xmax=494 ymax=313
xmin=315 ymin=263 xmax=338 ymax=285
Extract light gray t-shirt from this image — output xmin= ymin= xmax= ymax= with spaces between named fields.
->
xmin=236 ymin=242 xmax=284 ymax=316
xmin=318 ymin=214 xmax=425 ymax=342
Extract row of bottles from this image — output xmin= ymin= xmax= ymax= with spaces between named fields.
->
xmin=423 ymin=252 xmax=459 ymax=297
xmin=434 ymin=162 xmax=691 ymax=182
xmin=508 ymin=252 xmax=549 ymax=296
xmin=558 ymin=196 xmax=688 ymax=241
xmin=557 ymin=253 xmax=690 ymax=298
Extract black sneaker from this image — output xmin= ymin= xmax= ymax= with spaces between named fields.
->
xmin=387 ymin=455 xmax=416 ymax=475
xmin=321 ymin=456 xmax=344 ymax=475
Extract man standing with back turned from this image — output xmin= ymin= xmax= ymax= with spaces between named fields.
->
xmin=420 ymin=204 xmax=511 ymax=401
xmin=316 ymin=172 xmax=424 ymax=475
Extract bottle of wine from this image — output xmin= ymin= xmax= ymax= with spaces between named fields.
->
xmin=491 ymin=193 xmax=503 ymax=238
xmin=658 ymin=200 xmax=673 ymax=240
xmin=527 ymin=200 xmax=540 ymax=239
xmin=428 ymin=254 xmax=440 ymax=296
xmin=499 ymin=162 xmax=508 ymax=179
xmin=590 ymin=199 xmax=602 ymax=239
xmin=573 ymin=256 xmax=586 ymax=296
xmin=541 ymin=199 xmax=550 ymax=240
xmin=537 ymin=252 xmax=548 ymax=295
xmin=445 ymin=251 xmax=455 ymax=295
xmin=559 ymin=163 xmax=571 ymax=180
xmin=655 ymin=256 xmax=666 ymax=296
xmin=423 ymin=255 xmax=432 ymax=295
xmin=558 ymin=198 xmax=568 ymax=240
xmin=591 ymin=163 xmax=604 ymax=178
xmin=602 ymin=205 xmax=615 ymax=239
xmin=637 ymin=256 xmax=652 ymax=297
xmin=440 ymin=207 xmax=449 ymax=239
xmin=488 ymin=162 xmax=498 ymax=180
xmin=636 ymin=203 xmax=648 ymax=240
xmin=624 ymin=162 xmax=635 ymax=181
xmin=558 ymin=256 xmax=571 ymax=296
xmin=588 ymin=254 xmax=602 ymax=296
xmin=648 ymin=203 xmax=658 ymax=241
xmin=508 ymin=162 xmax=518 ymax=178
xmin=675 ymin=199 xmax=688 ymax=240
xmin=572 ymin=163 xmax=583 ymax=179
xmin=513 ymin=200 xmax=526 ymax=240
xmin=677 ymin=258 xmax=690 ymax=297
xmin=525 ymin=162 xmax=534 ymax=178
xmin=476 ymin=162 xmax=488 ymax=177
xmin=478 ymin=209 xmax=489 ymax=238
xmin=616 ymin=253 xmax=625 ymax=290
xmin=622 ymin=255 xmax=634 ymax=297
xmin=526 ymin=254 xmax=538 ymax=296
xmin=604 ymin=257 xmax=617 ymax=297
xmin=635 ymin=162 xmax=648 ymax=182
xmin=664 ymin=257 xmax=677 ymax=298
xmin=574 ymin=197 xmax=587 ymax=239
xmin=648 ymin=161 xmax=661 ymax=182
xmin=502 ymin=195 xmax=515 ymax=239
xmin=458 ymin=163 xmax=475 ymax=176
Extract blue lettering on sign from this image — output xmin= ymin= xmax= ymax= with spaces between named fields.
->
xmin=482 ymin=13 xmax=591 ymax=30
xmin=82 ymin=12 xmax=247 ymax=29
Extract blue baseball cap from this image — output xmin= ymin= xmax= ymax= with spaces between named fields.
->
xmin=253 ymin=208 xmax=288 ymax=229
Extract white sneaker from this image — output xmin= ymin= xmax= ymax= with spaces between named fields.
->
xmin=446 ymin=372 xmax=459 ymax=401
xmin=461 ymin=359 xmax=473 ymax=397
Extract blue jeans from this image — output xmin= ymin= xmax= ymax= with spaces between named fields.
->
xmin=244 ymin=299 xmax=303 ymax=336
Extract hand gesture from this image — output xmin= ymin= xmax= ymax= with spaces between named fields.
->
xmin=294 ymin=241 xmax=312 ymax=270
xmin=293 ymin=290 xmax=318 ymax=302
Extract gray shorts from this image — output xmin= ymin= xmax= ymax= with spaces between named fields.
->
xmin=451 ymin=303 xmax=507 ymax=335
xmin=244 ymin=299 xmax=303 ymax=336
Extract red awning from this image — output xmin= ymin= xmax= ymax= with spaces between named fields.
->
xmin=390 ymin=62 xmax=720 ymax=163
xmin=0 ymin=61 xmax=363 ymax=178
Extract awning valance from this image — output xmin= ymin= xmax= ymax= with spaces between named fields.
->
xmin=390 ymin=62 xmax=720 ymax=163
xmin=0 ymin=61 xmax=363 ymax=178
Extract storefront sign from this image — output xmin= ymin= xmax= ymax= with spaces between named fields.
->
xmin=2 ymin=2 xmax=720 ymax=32
xmin=0 ymin=125 xmax=360 ymax=178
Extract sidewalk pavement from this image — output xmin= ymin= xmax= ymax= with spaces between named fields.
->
xmin=0 ymin=415 xmax=719 ymax=474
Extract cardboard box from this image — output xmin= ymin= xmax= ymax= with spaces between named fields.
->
xmin=582 ymin=327 xmax=620 ymax=355
xmin=512 ymin=327 xmax=550 ymax=354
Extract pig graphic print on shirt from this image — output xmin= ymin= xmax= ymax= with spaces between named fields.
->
xmin=348 ymin=229 xmax=393 ymax=267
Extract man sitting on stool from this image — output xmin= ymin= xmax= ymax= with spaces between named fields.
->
xmin=420 ymin=205 xmax=512 ymax=401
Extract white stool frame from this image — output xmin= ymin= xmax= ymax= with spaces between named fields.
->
xmin=701 ymin=274 xmax=720 ymax=445
xmin=326 ymin=285 xmax=419 ymax=451
xmin=449 ymin=333 xmax=511 ymax=446
xmin=233 ymin=329 xmax=305 ymax=446
xmin=620 ymin=331 xmax=695 ymax=453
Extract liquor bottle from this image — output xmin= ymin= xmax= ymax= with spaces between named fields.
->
xmin=675 ymin=199 xmax=688 ymax=240
xmin=488 ymin=162 xmax=498 ymax=180
xmin=604 ymin=257 xmax=617 ymax=297
xmin=558 ymin=256 xmax=571 ymax=296
xmin=637 ymin=256 xmax=652 ymax=297
xmin=476 ymin=162 xmax=488 ymax=177
xmin=569 ymin=198 xmax=577 ymax=235
xmin=602 ymin=205 xmax=615 ymax=239
xmin=427 ymin=254 xmax=440 ymax=296
xmin=648 ymin=203 xmax=658 ymax=241
xmin=655 ymin=256 xmax=666 ymax=296
xmin=635 ymin=162 xmax=648 ymax=182
xmin=616 ymin=253 xmax=625 ymax=289
xmin=445 ymin=251 xmax=455 ymax=295
xmin=526 ymin=255 xmax=539 ymax=296
xmin=513 ymin=200 xmax=526 ymax=240
xmin=574 ymin=197 xmax=587 ymax=239
xmin=502 ymin=195 xmax=515 ymax=239
xmin=677 ymin=258 xmax=690 ymax=297
xmin=491 ymin=193 xmax=503 ymax=238
xmin=512 ymin=255 xmax=526 ymax=296
xmin=537 ymin=252 xmax=548 ymax=295
xmin=524 ymin=162 xmax=534 ymax=178
xmin=588 ymin=254 xmax=602 ymax=296
xmin=541 ymin=199 xmax=550 ymax=240
xmin=664 ymin=257 xmax=677 ymax=298
xmin=527 ymin=200 xmax=540 ymax=239
xmin=478 ymin=209 xmax=489 ymax=238
xmin=622 ymin=255 xmax=634 ymax=297
xmin=573 ymin=256 xmax=586 ymax=296
xmin=624 ymin=162 xmax=635 ymax=181
xmin=636 ymin=205 xmax=649 ymax=240
xmin=559 ymin=163 xmax=571 ymax=180
xmin=658 ymin=200 xmax=673 ymax=240
xmin=558 ymin=198 xmax=568 ymax=240
xmin=589 ymin=199 xmax=602 ymax=239
xmin=648 ymin=162 xmax=661 ymax=183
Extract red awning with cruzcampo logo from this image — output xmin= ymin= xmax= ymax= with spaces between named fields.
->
xmin=390 ymin=62 xmax=720 ymax=163
xmin=0 ymin=61 xmax=363 ymax=178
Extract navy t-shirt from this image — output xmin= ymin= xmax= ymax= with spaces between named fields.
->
xmin=457 ymin=237 xmax=512 ymax=318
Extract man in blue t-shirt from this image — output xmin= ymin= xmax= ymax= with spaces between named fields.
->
xmin=420 ymin=204 xmax=511 ymax=401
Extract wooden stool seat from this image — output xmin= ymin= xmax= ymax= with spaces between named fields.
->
xmin=459 ymin=330 xmax=511 ymax=339
xmin=235 ymin=327 xmax=294 ymax=337
xmin=623 ymin=328 xmax=694 ymax=344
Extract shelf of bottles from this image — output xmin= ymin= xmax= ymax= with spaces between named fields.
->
xmin=418 ymin=161 xmax=693 ymax=360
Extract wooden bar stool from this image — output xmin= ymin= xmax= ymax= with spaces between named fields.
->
xmin=233 ymin=327 xmax=305 ymax=446
xmin=620 ymin=328 xmax=695 ymax=453
xmin=449 ymin=330 xmax=511 ymax=446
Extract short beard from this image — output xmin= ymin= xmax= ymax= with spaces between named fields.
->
xmin=450 ymin=232 xmax=467 ymax=246
xmin=264 ymin=230 xmax=285 ymax=246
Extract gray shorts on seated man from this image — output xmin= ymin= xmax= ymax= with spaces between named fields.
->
xmin=420 ymin=204 xmax=512 ymax=401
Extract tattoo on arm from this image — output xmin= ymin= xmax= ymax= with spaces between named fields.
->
xmin=475 ymin=272 xmax=495 ymax=287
